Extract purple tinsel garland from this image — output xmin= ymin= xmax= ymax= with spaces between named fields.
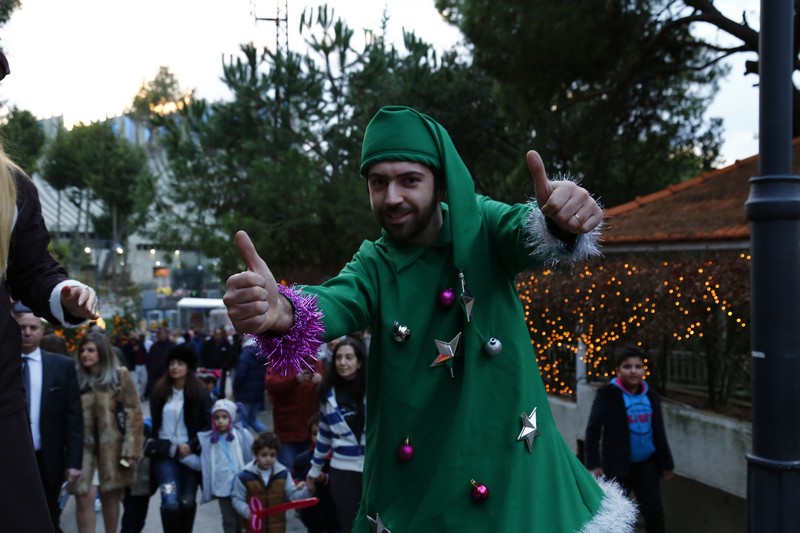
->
xmin=251 ymin=284 xmax=324 ymax=377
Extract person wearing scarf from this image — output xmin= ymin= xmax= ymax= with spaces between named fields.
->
xmin=225 ymin=106 xmax=636 ymax=531
xmin=182 ymin=398 xmax=254 ymax=533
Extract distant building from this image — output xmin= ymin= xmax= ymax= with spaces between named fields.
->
xmin=32 ymin=114 xmax=221 ymax=326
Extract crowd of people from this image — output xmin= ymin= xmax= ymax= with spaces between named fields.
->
xmin=11 ymin=309 xmax=365 ymax=533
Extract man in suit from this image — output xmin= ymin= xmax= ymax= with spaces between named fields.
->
xmin=14 ymin=307 xmax=84 ymax=533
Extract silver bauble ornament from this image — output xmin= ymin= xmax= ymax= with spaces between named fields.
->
xmin=483 ymin=337 xmax=503 ymax=357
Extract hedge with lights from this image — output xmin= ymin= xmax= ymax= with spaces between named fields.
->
xmin=518 ymin=250 xmax=751 ymax=407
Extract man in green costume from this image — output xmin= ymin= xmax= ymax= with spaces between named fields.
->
xmin=224 ymin=106 xmax=636 ymax=531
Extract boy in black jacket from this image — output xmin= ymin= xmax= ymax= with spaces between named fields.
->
xmin=585 ymin=345 xmax=675 ymax=533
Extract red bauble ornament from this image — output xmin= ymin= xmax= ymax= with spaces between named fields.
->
xmin=396 ymin=437 xmax=415 ymax=462
xmin=437 ymin=288 xmax=456 ymax=308
xmin=470 ymin=479 xmax=490 ymax=503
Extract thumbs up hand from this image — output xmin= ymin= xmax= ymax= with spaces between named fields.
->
xmin=223 ymin=231 xmax=293 ymax=335
xmin=527 ymin=150 xmax=602 ymax=235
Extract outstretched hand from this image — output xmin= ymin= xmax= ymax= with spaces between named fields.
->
xmin=60 ymin=285 xmax=99 ymax=321
xmin=223 ymin=231 xmax=291 ymax=335
xmin=527 ymin=150 xmax=602 ymax=235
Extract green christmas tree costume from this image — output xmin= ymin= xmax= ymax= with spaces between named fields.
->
xmin=295 ymin=107 xmax=635 ymax=532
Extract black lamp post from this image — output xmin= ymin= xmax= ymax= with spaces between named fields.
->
xmin=744 ymin=1 xmax=800 ymax=531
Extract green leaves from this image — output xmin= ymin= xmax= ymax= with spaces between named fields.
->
xmin=42 ymin=120 xmax=154 ymax=245
xmin=0 ymin=107 xmax=45 ymax=175
xmin=437 ymin=0 xmax=725 ymax=207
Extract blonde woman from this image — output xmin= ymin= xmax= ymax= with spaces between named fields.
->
xmin=0 ymin=133 xmax=99 ymax=529
xmin=71 ymin=332 xmax=143 ymax=533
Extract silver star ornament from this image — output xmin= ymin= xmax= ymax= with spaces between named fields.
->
xmin=430 ymin=332 xmax=462 ymax=378
xmin=459 ymin=272 xmax=475 ymax=321
xmin=517 ymin=406 xmax=539 ymax=453
xmin=368 ymin=513 xmax=392 ymax=533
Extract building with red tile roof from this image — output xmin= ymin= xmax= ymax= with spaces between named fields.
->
xmin=601 ymin=139 xmax=800 ymax=252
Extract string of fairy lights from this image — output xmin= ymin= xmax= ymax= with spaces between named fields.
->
xmin=517 ymin=252 xmax=751 ymax=396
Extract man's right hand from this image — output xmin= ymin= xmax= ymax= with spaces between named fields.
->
xmin=224 ymin=231 xmax=292 ymax=335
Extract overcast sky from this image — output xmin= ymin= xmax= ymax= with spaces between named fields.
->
xmin=1 ymin=0 xmax=759 ymax=165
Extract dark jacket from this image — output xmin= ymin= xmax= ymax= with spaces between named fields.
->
xmin=1 ymin=171 xmax=69 ymax=419
xmin=122 ymin=341 xmax=146 ymax=370
xmin=38 ymin=350 xmax=84 ymax=489
xmin=233 ymin=345 xmax=266 ymax=404
xmin=292 ymin=447 xmax=340 ymax=532
xmin=585 ymin=382 xmax=675 ymax=480
xmin=1 ymin=169 xmax=76 ymax=533
xmin=145 ymin=340 xmax=174 ymax=398
xmin=199 ymin=337 xmax=233 ymax=370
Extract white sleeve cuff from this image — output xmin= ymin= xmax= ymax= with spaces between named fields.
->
xmin=523 ymin=202 xmax=603 ymax=268
xmin=307 ymin=464 xmax=322 ymax=479
xmin=49 ymin=280 xmax=93 ymax=327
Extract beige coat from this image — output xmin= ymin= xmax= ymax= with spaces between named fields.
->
xmin=71 ymin=367 xmax=144 ymax=495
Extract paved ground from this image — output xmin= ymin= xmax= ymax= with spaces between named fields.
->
xmin=59 ymin=397 xmax=306 ymax=533
xmin=60 ymin=490 xmax=307 ymax=533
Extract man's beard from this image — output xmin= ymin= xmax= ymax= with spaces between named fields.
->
xmin=376 ymin=196 xmax=438 ymax=243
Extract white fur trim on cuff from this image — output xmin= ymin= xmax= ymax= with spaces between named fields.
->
xmin=50 ymin=280 xmax=93 ymax=327
xmin=577 ymin=476 xmax=638 ymax=533
xmin=523 ymin=202 xmax=603 ymax=267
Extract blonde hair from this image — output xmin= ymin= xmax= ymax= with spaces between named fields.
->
xmin=0 ymin=144 xmax=19 ymax=280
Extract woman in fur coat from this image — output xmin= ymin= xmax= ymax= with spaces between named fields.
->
xmin=70 ymin=332 xmax=144 ymax=533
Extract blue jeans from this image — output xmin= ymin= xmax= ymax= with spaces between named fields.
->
xmin=239 ymin=403 xmax=268 ymax=433
xmin=152 ymin=457 xmax=199 ymax=511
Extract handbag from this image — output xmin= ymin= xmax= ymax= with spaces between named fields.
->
xmin=143 ymin=438 xmax=172 ymax=458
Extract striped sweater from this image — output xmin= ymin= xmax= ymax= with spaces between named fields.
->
xmin=308 ymin=387 xmax=366 ymax=477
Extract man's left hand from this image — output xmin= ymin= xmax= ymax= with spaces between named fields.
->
xmin=60 ymin=285 xmax=100 ymax=321
xmin=527 ymin=150 xmax=602 ymax=234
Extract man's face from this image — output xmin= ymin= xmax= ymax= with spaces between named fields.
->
xmin=15 ymin=313 xmax=43 ymax=354
xmin=367 ymin=161 xmax=442 ymax=246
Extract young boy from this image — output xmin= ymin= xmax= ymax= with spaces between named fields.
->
xmin=292 ymin=414 xmax=340 ymax=533
xmin=181 ymin=399 xmax=254 ymax=533
xmin=585 ymin=345 xmax=675 ymax=533
xmin=232 ymin=431 xmax=314 ymax=532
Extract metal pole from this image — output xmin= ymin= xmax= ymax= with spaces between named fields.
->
xmin=744 ymin=0 xmax=800 ymax=531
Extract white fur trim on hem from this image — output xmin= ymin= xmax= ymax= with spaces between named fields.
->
xmin=577 ymin=476 xmax=638 ymax=533
xmin=524 ymin=201 xmax=603 ymax=267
